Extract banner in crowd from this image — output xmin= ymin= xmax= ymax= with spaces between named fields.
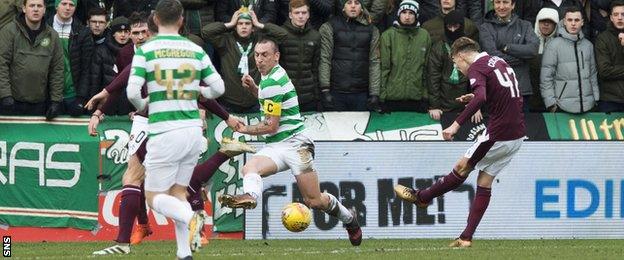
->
xmin=245 ymin=142 xmax=624 ymax=239
xmin=542 ymin=113 xmax=624 ymax=140
xmin=0 ymin=117 xmax=99 ymax=230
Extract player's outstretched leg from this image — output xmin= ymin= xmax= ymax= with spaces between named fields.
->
xmin=322 ymin=193 xmax=362 ymax=246
xmin=218 ymin=155 xmax=272 ymax=210
xmin=451 ymin=171 xmax=494 ymax=248
xmin=188 ymin=138 xmax=256 ymax=212
xmin=395 ymin=158 xmax=472 ymax=207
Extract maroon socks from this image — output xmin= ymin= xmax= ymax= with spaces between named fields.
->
xmin=418 ymin=170 xmax=467 ymax=204
xmin=460 ymin=186 xmax=492 ymax=241
xmin=187 ymin=152 xmax=230 ymax=211
xmin=116 ymin=185 xmax=141 ymax=243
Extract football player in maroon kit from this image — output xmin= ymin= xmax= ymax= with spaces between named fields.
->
xmin=394 ymin=37 xmax=526 ymax=248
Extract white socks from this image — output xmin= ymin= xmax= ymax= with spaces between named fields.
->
xmin=174 ymin=219 xmax=192 ymax=258
xmin=152 ymin=194 xmax=193 ymax=225
xmin=152 ymin=194 xmax=194 ymax=258
xmin=243 ymin=173 xmax=262 ymax=200
xmin=324 ymin=193 xmax=354 ymax=224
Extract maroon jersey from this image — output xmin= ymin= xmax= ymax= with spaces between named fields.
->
xmin=455 ymin=52 xmax=526 ymax=141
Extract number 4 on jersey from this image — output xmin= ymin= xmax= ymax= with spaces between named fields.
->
xmin=494 ymin=67 xmax=520 ymax=98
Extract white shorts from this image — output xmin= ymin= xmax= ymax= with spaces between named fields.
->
xmin=144 ymin=127 xmax=204 ymax=192
xmin=255 ymin=133 xmax=315 ymax=176
xmin=128 ymin=115 xmax=148 ymax=156
xmin=464 ymin=131 xmax=524 ymax=177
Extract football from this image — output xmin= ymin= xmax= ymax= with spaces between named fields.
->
xmin=281 ymin=202 xmax=312 ymax=232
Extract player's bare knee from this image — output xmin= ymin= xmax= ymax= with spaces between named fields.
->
xmin=242 ymin=163 xmax=258 ymax=176
xmin=297 ymin=146 xmax=314 ymax=172
xmin=454 ymin=162 xmax=473 ymax=177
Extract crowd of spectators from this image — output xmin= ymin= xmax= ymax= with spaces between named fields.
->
xmin=1 ymin=0 xmax=623 ymax=121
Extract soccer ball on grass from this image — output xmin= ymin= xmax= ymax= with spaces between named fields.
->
xmin=281 ymin=202 xmax=312 ymax=232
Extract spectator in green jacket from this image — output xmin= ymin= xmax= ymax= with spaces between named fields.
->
xmin=0 ymin=0 xmax=21 ymax=29
xmin=280 ymin=0 xmax=321 ymax=112
xmin=202 ymin=9 xmax=288 ymax=113
xmin=421 ymin=0 xmax=479 ymax=44
xmin=0 ymin=0 xmax=64 ymax=119
xmin=380 ymin=0 xmax=431 ymax=112
xmin=320 ymin=0 xmax=381 ymax=111
xmin=595 ymin=1 xmax=624 ymax=112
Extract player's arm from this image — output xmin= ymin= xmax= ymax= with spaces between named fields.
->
xmin=238 ymin=115 xmax=279 ymax=135
xmin=126 ymin=48 xmax=148 ymax=111
xmin=443 ymin=71 xmax=486 ymax=140
xmin=199 ymin=53 xmax=225 ymax=99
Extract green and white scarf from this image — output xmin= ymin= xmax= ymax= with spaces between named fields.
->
xmin=237 ymin=42 xmax=253 ymax=75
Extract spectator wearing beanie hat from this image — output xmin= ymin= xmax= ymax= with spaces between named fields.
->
xmin=319 ymin=0 xmax=381 ymax=111
xmin=47 ymin=0 xmax=94 ymax=117
xmin=422 ymin=0 xmax=479 ymax=44
xmin=202 ymin=9 xmax=288 ymax=113
xmin=428 ymin=9 xmax=479 ymax=121
xmin=89 ymin=14 xmax=131 ymax=102
xmin=379 ymin=0 xmax=432 ymax=113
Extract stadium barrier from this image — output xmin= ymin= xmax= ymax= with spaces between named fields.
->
xmin=0 ymin=112 xmax=623 ymax=240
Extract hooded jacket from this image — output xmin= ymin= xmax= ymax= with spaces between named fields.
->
xmin=319 ymin=10 xmax=381 ymax=96
xmin=0 ymin=15 xmax=64 ymax=103
xmin=594 ymin=22 xmax=624 ymax=104
xmin=0 ymin=0 xmax=20 ymax=29
xmin=540 ymin=21 xmax=599 ymax=113
xmin=480 ymin=12 xmax=538 ymax=96
xmin=528 ymin=8 xmax=559 ymax=111
xmin=534 ymin=8 xmax=559 ymax=54
xmin=380 ymin=24 xmax=430 ymax=102
xmin=421 ymin=12 xmax=479 ymax=44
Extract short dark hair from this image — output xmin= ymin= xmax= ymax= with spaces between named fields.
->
xmin=450 ymin=36 xmax=480 ymax=57
xmin=611 ymin=0 xmax=624 ymax=14
xmin=128 ymin=12 xmax=148 ymax=28
xmin=563 ymin=6 xmax=583 ymax=18
xmin=87 ymin=7 xmax=108 ymax=21
xmin=147 ymin=12 xmax=158 ymax=33
xmin=257 ymin=38 xmax=279 ymax=53
xmin=155 ymin=0 xmax=183 ymax=26
xmin=289 ymin=0 xmax=309 ymax=11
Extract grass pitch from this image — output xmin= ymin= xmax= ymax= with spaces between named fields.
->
xmin=11 ymin=239 xmax=624 ymax=259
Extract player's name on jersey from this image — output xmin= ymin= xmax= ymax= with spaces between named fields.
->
xmin=153 ymin=49 xmax=195 ymax=59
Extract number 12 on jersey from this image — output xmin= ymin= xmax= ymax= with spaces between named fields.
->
xmin=494 ymin=67 xmax=520 ymax=98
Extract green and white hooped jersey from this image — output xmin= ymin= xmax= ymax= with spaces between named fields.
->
xmin=259 ymin=65 xmax=305 ymax=143
xmin=129 ymin=34 xmax=220 ymax=135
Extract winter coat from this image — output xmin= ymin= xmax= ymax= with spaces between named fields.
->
xmin=380 ymin=25 xmax=431 ymax=101
xmin=418 ymin=0 xmax=483 ymax=25
xmin=513 ymin=0 xmax=541 ymax=26
xmin=421 ymin=14 xmax=479 ymax=44
xmin=279 ymin=21 xmax=321 ymax=107
xmin=46 ymin=17 xmax=94 ymax=101
xmin=594 ymin=22 xmax=624 ymax=104
xmin=90 ymin=33 xmax=124 ymax=98
xmin=0 ymin=0 xmax=20 ymax=30
xmin=529 ymin=8 xmax=559 ymax=111
xmin=202 ymin=22 xmax=288 ymax=108
xmin=0 ymin=15 xmax=64 ymax=103
xmin=215 ymin=0 xmax=277 ymax=24
xmin=480 ymin=12 xmax=538 ymax=96
xmin=540 ymin=21 xmax=599 ymax=113
xmin=319 ymin=12 xmax=381 ymax=96
xmin=428 ymin=40 xmax=469 ymax=111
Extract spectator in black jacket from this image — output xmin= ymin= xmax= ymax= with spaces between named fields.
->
xmin=280 ymin=0 xmax=322 ymax=111
xmin=48 ymin=0 xmax=94 ymax=116
xmin=277 ymin=0 xmax=333 ymax=29
xmin=216 ymin=0 xmax=278 ymax=24
xmin=90 ymin=13 xmax=130 ymax=102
